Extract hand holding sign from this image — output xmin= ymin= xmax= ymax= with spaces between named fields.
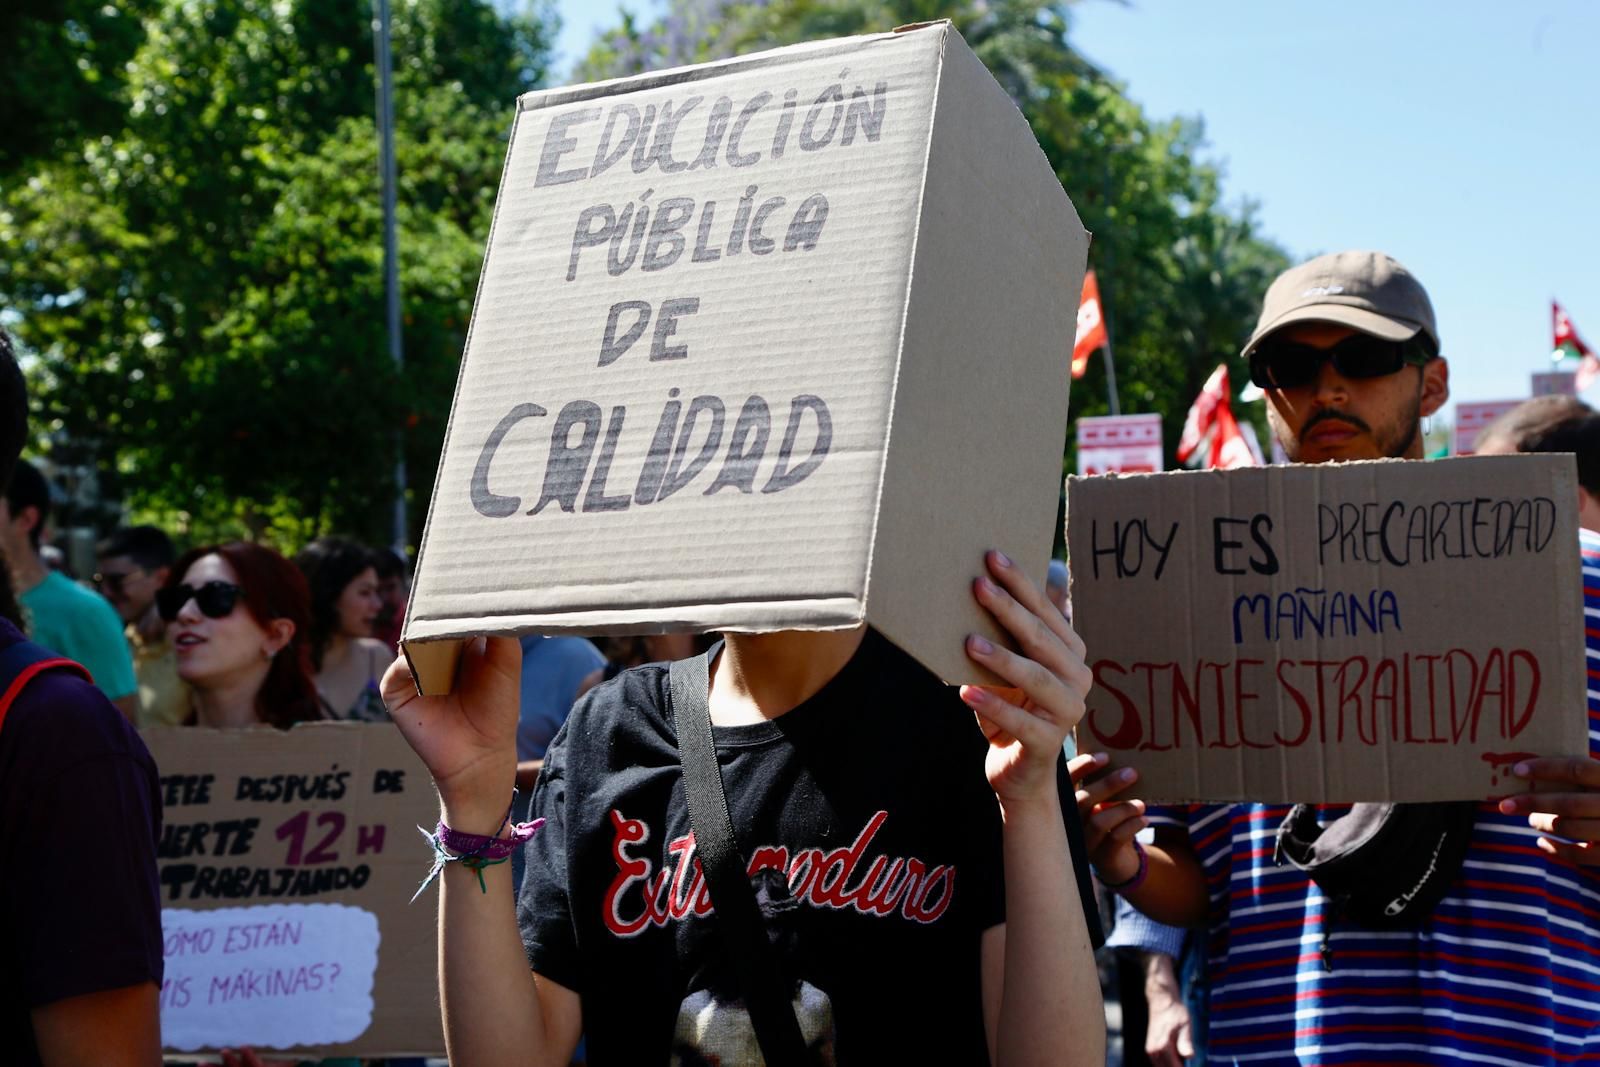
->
xmin=960 ymin=551 xmax=1093 ymax=810
xmin=381 ymin=638 xmax=523 ymax=833
xmin=1499 ymin=756 xmax=1600 ymax=864
xmin=1069 ymin=752 xmax=1146 ymax=885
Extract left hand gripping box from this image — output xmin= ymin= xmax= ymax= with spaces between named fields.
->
xmin=403 ymin=22 xmax=1087 ymax=694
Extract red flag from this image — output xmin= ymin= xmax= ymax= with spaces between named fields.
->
xmin=1072 ymin=270 xmax=1107 ymax=379
xmin=1209 ymin=403 xmax=1259 ymax=470
xmin=1177 ymin=364 xmax=1226 ymax=463
xmin=1177 ymin=364 xmax=1259 ymax=470
xmin=1555 ymin=301 xmax=1600 ymax=390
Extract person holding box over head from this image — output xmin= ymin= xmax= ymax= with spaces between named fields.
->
xmin=1086 ymin=250 xmax=1600 ymax=1065
xmin=385 ymin=557 xmax=1104 ymax=1065
xmin=381 ymin=21 xmax=1111 ymax=1067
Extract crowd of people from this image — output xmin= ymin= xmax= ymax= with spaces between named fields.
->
xmin=5 ymin=249 xmax=1600 ymax=1067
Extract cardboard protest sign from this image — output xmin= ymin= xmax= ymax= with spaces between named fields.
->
xmin=143 ymin=724 xmax=442 ymax=1057
xmin=1454 ymin=399 xmax=1523 ymax=455
xmin=1077 ymin=414 xmax=1163 ymax=476
xmin=1066 ymin=455 xmax=1587 ymax=802
xmin=402 ymin=22 xmax=1086 ymax=693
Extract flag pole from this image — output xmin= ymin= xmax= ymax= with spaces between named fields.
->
xmin=1100 ymin=284 xmax=1122 ymax=417
xmin=374 ymin=0 xmax=407 ymax=555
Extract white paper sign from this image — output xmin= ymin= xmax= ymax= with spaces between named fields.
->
xmin=1454 ymin=399 xmax=1523 ymax=455
xmin=160 ymin=903 xmax=380 ymax=1050
xmin=1077 ymin=414 xmax=1163 ymax=476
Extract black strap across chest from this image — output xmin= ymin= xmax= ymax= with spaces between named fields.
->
xmin=669 ymin=651 xmax=810 ymax=1066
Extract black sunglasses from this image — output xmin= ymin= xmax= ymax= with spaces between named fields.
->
xmin=157 ymin=581 xmax=244 ymax=622
xmin=1248 ymin=333 xmax=1435 ymax=389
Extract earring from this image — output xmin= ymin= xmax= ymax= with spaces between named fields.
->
xmin=261 ymin=647 xmax=277 ymax=661
xmin=1422 ymin=414 xmax=1433 ymax=437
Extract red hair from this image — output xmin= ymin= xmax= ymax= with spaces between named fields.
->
xmin=166 ymin=542 xmax=322 ymax=729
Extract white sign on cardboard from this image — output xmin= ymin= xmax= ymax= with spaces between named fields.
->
xmin=1067 ymin=455 xmax=1587 ymax=803
xmin=1077 ymin=414 xmax=1163 ymax=476
xmin=160 ymin=904 xmax=379 ymax=1051
xmin=403 ymin=23 xmax=1087 ymax=692
xmin=144 ymin=724 xmax=442 ymax=1057
xmin=1454 ymin=399 xmax=1523 ymax=455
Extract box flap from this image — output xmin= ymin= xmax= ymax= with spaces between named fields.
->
xmin=865 ymin=27 xmax=1086 ymax=683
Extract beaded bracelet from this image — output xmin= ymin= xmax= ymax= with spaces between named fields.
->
xmin=1096 ymin=840 xmax=1148 ymax=892
xmin=411 ymin=795 xmax=546 ymax=901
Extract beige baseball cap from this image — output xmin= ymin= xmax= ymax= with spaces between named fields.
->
xmin=1242 ymin=250 xmax=1439 ymax=357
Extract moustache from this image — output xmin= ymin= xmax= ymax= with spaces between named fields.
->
xmin=1301 ymin=410 xmax=1371 ymax=441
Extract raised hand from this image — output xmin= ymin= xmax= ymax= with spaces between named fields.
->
xmin=1499 ymin=756 xmax=1600 ymax=865
xmin=1070 ymin=750 xmax=1147 ymax=886
xmin=960 ymin=549 xmax=1094 ymax=810
xmin=380 ymin=636 xmax=523 ymax=833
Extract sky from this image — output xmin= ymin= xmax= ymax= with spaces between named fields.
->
xmin=548 ymin=0 xmax=1600 ymax=423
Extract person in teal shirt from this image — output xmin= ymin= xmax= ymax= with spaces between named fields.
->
xmin=1 ymin=461 xmax=137 ymax=717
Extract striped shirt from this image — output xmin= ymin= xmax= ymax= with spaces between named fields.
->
xmin=1147 ymin=530 xmax=1600 ymax=1065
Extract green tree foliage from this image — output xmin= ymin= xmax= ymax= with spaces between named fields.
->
xmin=1 ymin=0 xmax=553 ymax=546
xmin=578 ymin=0 xmax=1289 ymax=470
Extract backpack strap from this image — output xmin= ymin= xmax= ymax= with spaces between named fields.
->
xmin=670 ymin=651 xmax=811 ymax=1066
xmin=0 ymin=639 xmax=93 ymax=734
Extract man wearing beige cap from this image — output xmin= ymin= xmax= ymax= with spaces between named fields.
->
xmin=1079 ymin=251 xmax=1600 ymax=1064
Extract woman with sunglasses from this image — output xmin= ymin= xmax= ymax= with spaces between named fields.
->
xmin=159 ymin=542 xmax=322 ymax=729
xmin=295 ymin=538 xmax=391 ymax=723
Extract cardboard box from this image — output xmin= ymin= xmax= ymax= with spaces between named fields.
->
xmin=401 ymin=22 xmax=1086 ymax=693
xmin=144 ymin=724 xmax=443 ymax=1058
xmin=1066 ymin=455 xmax=1587 ymax=802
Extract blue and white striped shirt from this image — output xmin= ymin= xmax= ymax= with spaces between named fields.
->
xmin=1145 ymin=530 xmax=1600 ymax=1065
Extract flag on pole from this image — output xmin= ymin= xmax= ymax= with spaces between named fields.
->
xmin=1554 ymin=301 xmax=1599 ymax=390
xmin=1072 ymin=270 xmax=1107 ymax=379
xmin=1177 ymin=364 xmax=1259 ymax=470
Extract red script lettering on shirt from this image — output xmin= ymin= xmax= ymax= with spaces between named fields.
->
xmin=602 ymin=809 xmax=956 ymax=937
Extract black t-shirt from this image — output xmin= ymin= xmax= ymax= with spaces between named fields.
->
xmin=0 ymin=618 xmax=164 ymax=1066
xmin=519 ymin=630 xmax=1007 ymax=1064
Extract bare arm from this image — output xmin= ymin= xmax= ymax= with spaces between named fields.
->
xmin=436 ymin=800 xmax=580 ymax=1067
xmin=382 ymin=641 xmax=581 ymax=1067
xmin=965 ymin=551 xmax=1105 ymax=1067
xmin=1121 ymin=833 xmax=1209 ymax=928
xmin=1070 ymin=755 xmax=1210 ymax=928
xmin=32 ymin=982 xmax=161 ymax=1067
xmin=1141 ymin=951 xmax=1194 ymax=1067
xmin=984 ymin=792 xmax=1104 ymax=1067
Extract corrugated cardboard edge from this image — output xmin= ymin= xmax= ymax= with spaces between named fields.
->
xmin=403 ymin=597 xmax=868 ymax=644
xmin=401 ymin=25 xmax=955 ymax=696
xmin=514 ymin=24 xmax=947 ymax=113
xmin=854 ymin=22 xmax=946 ymax=680
xmin=400 ymin=84 xmax=527 ymax=695
xmin=1555 ymin=457 xmax=1590 ymax=761
xmin=865 ymin=26 xmax=1086 ymax=684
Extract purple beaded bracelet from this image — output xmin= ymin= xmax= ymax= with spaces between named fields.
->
xmin=1097 ymin=839 xmax=1148 ymax=892
xmin=437 ymin=816 xmax=545 ymax=861
xmin=410 ymin=796 xmax=547 ymax=901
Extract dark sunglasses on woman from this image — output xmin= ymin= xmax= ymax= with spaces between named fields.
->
xmin=157 ymin=581 xmax=244 ymax=622
xmin=1248 ymin=332 xmax=1435 ymax=389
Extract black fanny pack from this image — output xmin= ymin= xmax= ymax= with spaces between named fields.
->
xmin=1274 ymin=801 xmax=1477 ymax=967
